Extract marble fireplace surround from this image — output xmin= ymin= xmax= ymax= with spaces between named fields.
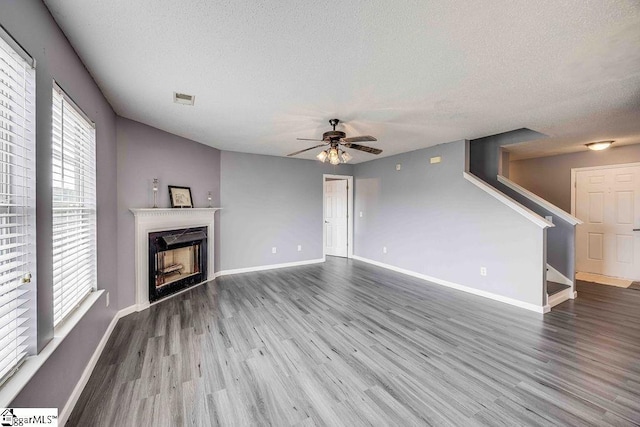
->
xmin=130 ymin=208 xmax=221 ymax=311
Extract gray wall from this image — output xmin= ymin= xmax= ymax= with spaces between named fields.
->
xmin=470 ymin=131 xmax=575 ymax=280
xmin=353 ymin=140 xmax=545 ymax=306
xmin=220 ymin=151 xmax=352 ymax=271
xmin=510 ymin=144 xmax=640 ymax=213
xmin=116 ymin=117 xmax=221 ymax=307
xmin=469 ymin=128 xmax=547 ymax=180
xmin=1 ymin=1 xmax=118 ymax=410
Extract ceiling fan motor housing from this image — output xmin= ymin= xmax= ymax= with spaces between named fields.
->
xmin=323 ymin=130 xmax=346 ymax=141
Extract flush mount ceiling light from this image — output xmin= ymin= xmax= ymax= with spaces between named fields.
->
xmin=173 ymin=92 xmax=195 ymax=106
xmin=586 ymin=140 xmax=614 ymax=151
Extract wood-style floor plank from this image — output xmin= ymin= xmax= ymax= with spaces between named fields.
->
xmin=68 ymin=258 xmax=640 ymax=426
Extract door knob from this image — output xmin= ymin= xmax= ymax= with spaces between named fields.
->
xmin=325 ymin=221 xmax=329 ymax=224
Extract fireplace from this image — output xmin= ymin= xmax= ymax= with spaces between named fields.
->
xmin=148 ymin=227 xmax=207 ymax=302
xmin=130 ymin=208 xmax=219 ymax=310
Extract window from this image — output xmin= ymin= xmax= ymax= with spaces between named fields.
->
xmin=0 ymin=31 xmax=36 ymax=383
xmin=51 ymin=84 xmax=96 ymax=326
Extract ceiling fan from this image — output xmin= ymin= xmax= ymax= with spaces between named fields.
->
xmin=287 ymin=118 xmax=382 ymax=165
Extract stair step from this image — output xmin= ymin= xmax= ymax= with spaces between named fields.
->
xmin=547 ymin=281 xmax=570 ymax=296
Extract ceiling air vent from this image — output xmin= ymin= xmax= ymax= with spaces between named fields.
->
xmin=173 ymin=92 xmax=195 ymax=106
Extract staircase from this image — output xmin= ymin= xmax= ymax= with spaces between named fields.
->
xmin=469 ymin=130 xmax=582 ymax=312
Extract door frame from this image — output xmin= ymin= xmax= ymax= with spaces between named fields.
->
xmin=323 ymin=174 xmax=354 ymax=259
xmin=571 ymin=162 xmax=640 ymax=215
xmin=571 ymin=162 xmax=640 ymax=281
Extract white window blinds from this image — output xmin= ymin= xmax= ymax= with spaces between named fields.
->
xmin=52 ymin=85 xmax=96 ymax=326
xmin=0 ymin=32 xmax=36 ymax=382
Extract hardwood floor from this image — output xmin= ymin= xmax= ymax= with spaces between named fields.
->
xmin=68 ymin=258 xmax=640 ymax=426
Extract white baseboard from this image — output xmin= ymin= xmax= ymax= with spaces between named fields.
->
xmin=548 ymin=288 xmax=572 ymax=308
xmin=59 ymin=305 xmax=135 ymax=426
xmin=546 ymin=264 xmax=573 ymax=287
xmin=216 ymin=258 xmax=325 ymax=277
xmin=117 ymin=305 xmax=137 ymax=319
xmin=352 ymin=255 xmax=546 ymax=313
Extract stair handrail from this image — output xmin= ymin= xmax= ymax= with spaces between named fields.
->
xmin=463 ymin=172 xmax=554 ymax=229
xmin=497 ymin=175 xmax=582 ymax=225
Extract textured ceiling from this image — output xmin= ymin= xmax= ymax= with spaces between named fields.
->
xmin=44 ymin=0 xmax=640 ymax=163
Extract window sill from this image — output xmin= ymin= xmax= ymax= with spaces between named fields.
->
xmin=0 ymin=289 xmax=104 ymax=407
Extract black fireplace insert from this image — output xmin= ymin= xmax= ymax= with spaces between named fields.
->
xmin=148 ymin=226 xmax=207 ymax=302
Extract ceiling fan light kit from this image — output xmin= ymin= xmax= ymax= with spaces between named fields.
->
xmin=341 ymin=150 xmax=352 ymax=163
xmin=316 ymin=150 xmax=328 ymax=162
xmin=328 ymin=147 xmax=340 ymax=165
xmin=288 ymin=118 xmax=382 ymax=164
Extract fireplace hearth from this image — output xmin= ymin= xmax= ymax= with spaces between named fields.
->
xmin=148 ymin=227 xmax=207 ymax=302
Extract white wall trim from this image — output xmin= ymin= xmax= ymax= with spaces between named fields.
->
xmin=546 ymin=264 xmax=573 ymax=287
xmin=322 ymin=174 xmax=354 ymax=258
xmin=59 ymin=304 xmax=135 ymax=426
xmin=216 ymin=258 xmax=325 ymax=277
xmin=548 ymin=288 xmax=572 ymax=308
xmin=463 ymin=172 xmax=554 ymax=229
xmin=0 ymin=290 xmax=104 ymax=408
xmin=570 ymin=162 xmax=640 ymax=215
xmin=497 ymin=175 xmax=582 ymax=225
xmin=352 ymin=255 xmax=547 ymax=313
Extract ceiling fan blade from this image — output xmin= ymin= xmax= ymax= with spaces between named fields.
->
xmin=343 ymin=143 xmax=383 ymax=155
xmin=342 ymin=135 xmax=377 ymax=143
xmin=296 ymin=138 xmax=325 ymax=142
xmin=287 ymin=144 xmax=327 ymax=157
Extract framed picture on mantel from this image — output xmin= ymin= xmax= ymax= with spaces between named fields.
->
xmin=168 ymin=185 xmax=193 ymax=208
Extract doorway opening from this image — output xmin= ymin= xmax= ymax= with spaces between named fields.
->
xmin=323 ymin=174 xmax=353 ymax=258
xmin=572 ymin=162 xmax=640 ymax=288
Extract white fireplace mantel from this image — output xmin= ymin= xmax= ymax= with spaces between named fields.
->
xmin=130 ymin=207 xmax=221 ymax=311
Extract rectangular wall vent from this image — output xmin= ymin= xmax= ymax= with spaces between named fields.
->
xmin=173 ymin=92 xmax=195 ymax=105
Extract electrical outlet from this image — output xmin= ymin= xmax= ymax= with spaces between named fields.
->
xmin=272 ymin=247 xmax=277 ymax=254
xmin=106 ymin=291 xmax=110 ymax=307
xmin=297 ymin=245 xmax=302 ymax=252
xmin=359 ymin=211 xmax=363 ymax=218
xmin=396 ymin=164 xmax=402 ymax=171
xmin=480 ymin=267 xmax=487 ymax=276
xmin=383 ymin=246 xmax=387 ymax=254
xmin=430 ymin=156 xmax=442 ymax=164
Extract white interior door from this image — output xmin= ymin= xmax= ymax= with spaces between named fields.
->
xmin=575 ymin=164 xmax=640 ymax=280
xmin=324 ymin=179 xmax=348 ymax=257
